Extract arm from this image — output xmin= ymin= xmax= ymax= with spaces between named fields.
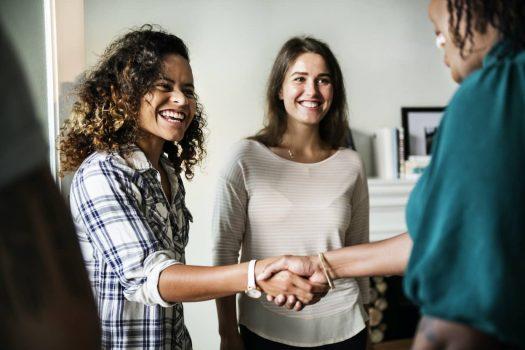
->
xmin=72 ymin=161 xmax=325 ymax=305
xmin=258 ymin=232 xmax=413 ymax=283
xmin=158 ymin=253 xmax=326 ymax=303
xmin=0 ymin=165 xmax=101 ymax=349
xmin=323 ymin=232 xmax=412 ymax=279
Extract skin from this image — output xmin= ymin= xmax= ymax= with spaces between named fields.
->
xmin=258 ymin=1 xmax=508 ymax=348
xmin=216 ymin=52 xmax=337 ymax=350
xmin=133 ymin=54 xmax=328 ymax=305
xmin=272 ymin=52 xmax=336 ymax=163
xmin=137 ymin=54 xmax=197 ymax=199
xmin=429 ymin=0 xmax=499 ymax=83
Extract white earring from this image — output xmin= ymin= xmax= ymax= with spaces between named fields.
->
xmin=435 ymin=33 xmax=446 ymax=49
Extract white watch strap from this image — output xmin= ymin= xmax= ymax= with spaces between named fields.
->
xmin=247 ymin=259 xmax=257 ymax=290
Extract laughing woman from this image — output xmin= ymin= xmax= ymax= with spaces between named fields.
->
xmin=59 ymin=26 xmax=326 ymax=349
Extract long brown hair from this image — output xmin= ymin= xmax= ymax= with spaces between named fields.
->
xmin=59 ymin=24 xmax=206 ymax=179
xmin=250 ymin=36 xmax=351 ymax=149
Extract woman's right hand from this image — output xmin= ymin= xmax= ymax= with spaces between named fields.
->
xmin=220 ymin=332 xmax=244 ymax=350
xmin=256 ymin=270 xmax=328 ymax=307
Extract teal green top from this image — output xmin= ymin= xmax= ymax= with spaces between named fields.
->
xmin=404 ymin=40 xmax=525 ymax=347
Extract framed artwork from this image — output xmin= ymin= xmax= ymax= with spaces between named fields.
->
xmin=401 ymin=107 xmax=445 ymax=160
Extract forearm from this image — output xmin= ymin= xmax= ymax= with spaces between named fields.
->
xmin=216 ymin=296 xmax=239 ymax=336
xmin=325 ymin=232 xmax=412 ymax=279
xmin=158 ymin=258 xmax=276 ymax=302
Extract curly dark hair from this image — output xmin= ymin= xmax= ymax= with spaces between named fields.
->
xmin=249 ymin=36 xmax=351 ymax=149
xmin=59 ymin=24 xmax=206 ymax=179
xmin=447 ymin=0 xmax=525 ymax=56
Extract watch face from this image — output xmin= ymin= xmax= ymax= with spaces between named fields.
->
xmin=246 ymin=288 xmax=262 ymax=299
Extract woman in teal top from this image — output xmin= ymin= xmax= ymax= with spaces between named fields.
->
xmin=258 ymin=0 xmax=525 ymax=348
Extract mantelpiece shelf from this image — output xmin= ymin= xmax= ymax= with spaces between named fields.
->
xmin=368 ymin=178 xmax=417 ymax=242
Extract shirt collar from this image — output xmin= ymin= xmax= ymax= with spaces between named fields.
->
xmin=121 ymin=144 xmax=173 ymax=174
xmin=483 ymin=39 xmax=514 ymax=68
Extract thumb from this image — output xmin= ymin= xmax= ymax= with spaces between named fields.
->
xmin=257 ymin=258 xmax=287 ymax=281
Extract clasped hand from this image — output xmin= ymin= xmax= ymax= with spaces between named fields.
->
xmin=256 ymin=255 xmax=329 ymax=311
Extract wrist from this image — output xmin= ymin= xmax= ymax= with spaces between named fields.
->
xmin=219 ymin=328 xmax=240 ymax=338
xmin=317 ymin=252 xmax=336 ymax=289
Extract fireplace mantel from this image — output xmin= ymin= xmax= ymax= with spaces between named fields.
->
xmin=368 ymin=178 xmax=417 ymax=242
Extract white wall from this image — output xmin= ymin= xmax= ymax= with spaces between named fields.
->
xmin=0 ymin=0 xmax=47 ymax=131
xmin=83 ymin=1 xmax=457 ymax=348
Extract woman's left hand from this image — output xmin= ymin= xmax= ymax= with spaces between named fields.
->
xmin=256 ymin=270 xmax=328 ymax=307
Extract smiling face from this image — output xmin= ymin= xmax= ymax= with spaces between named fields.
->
xmin=429 ymin=0 xmax=499 ymax=83
xmin=138 ymin=53 xmax=196 ymax=144
xmin=279 ymin=52 xmax=333 ymax=127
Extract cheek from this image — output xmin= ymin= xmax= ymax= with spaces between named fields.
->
xmin=322 ymin=86 xmax=334 ymax=104
xmin=282 ymin=84 xmax=300 ymax=102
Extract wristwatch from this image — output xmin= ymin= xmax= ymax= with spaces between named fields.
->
xmin=245 ymin=259 xmax=262 ymax=298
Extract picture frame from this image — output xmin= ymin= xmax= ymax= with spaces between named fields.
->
xmin=401 ymin=107 xmax=445 ymax=160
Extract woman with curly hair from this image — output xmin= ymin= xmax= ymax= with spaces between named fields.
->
xmin=60 ymin=25 xmax=327 ymax=349
xmin=259 ymin=1 xmax=525 ymax=348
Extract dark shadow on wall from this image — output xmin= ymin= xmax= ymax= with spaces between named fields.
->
xmin=351 ymin=129 xmax=375 ymax=178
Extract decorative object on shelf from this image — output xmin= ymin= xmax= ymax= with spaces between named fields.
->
xmin=368 ymin=276 xmax=389 ymax=343
xmin=404 ymin=155 xmax=431 ymax=180
xmin=373 ymin=128 xmax=404 ymax=179
xmin=401 ymin=107 xmax=445 ymax=160
xmin=367 ymin=276 xmax=421 ymax=345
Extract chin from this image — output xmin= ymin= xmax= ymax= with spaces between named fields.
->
xmin=162 ymin=133 xmax=185 ymax=143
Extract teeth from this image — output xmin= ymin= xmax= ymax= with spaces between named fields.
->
xmin=159 ymin=110 xmax=185 ymax=121
xmin=300 ymin=101 xmax=320 ymax=108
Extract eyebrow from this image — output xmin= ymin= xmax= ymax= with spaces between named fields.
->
xmin=158 ymin=76 xmax=195 ymax=89
xmin=290 ymin=71 xmax=331 ymax=77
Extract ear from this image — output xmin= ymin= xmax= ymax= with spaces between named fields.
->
xmin=278 ymin=88 xmax=283 ymax=100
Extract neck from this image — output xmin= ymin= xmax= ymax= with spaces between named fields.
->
xmin=282 ymin=120 xmax=324 ymax=156
xmin=136 ymin=135 xmax=165 ymax=169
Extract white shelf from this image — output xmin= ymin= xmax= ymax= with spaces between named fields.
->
xmin=368 ymin=178 xmax=416 ymax=242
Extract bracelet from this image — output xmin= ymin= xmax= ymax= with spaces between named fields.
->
xmin=318 ymin=252 xmax=335 ymax=290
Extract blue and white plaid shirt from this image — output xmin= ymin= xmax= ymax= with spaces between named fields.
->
xmin=70 ymin=145 xmax=193 ymax=349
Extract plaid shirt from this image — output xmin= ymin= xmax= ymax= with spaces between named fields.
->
xmin=70 ymin=145 xmax=193 ymax=349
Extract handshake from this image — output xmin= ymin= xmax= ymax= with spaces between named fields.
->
xmin=253 ymin=254 xmax=335 ymax=311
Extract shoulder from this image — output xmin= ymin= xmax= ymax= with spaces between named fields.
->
xmin=228 ymin=139 xmax=263 ymax=158
xmin=222 ymin=139 xmax=266 ymax=167
xmin=217 ymin=139 xmax=268 ymax=183
xmin=450 ymin=52 xmax=520 ymax=116
xmin=337 ymin=148 xmax=366 ymax=172
xmin=71 ymin=151 xmax=136 ymax=191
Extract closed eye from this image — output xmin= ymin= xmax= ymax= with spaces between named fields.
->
xmin=183 ymin=89 xmax=196 ymax=99
xmin=155 ymin=82 xmax=173 ymax=91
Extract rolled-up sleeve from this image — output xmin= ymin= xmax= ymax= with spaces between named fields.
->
xmin=70 ymin=159 xmax=180 ymax=306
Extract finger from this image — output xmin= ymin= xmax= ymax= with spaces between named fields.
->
xmin=266 ymin=294 xmax=274 ymax=302
xmin=274 ymin=294 xmax=286 ymax=306
xmin=257 ymin=258 xmax=287 ymax=281
xmin=288 ymin=275 xmax=316 ymax=303
xmin=285 ymin=294 xmax=297 ymax=309
xmin=310 ymin=281 xmax=330 ymax=294
xmin=293 ymin=301 xmax=304 ymax=311
xmin=309 ymin=295 xmax=322 ymax=305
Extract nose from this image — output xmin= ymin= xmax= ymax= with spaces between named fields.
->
xmin=170 ymin=89 xmax=188 ymax=106
xmin=304 ymin=79 xmax=319 ymax=97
